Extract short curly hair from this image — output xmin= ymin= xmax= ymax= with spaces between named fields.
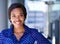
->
xmin=8 ymin=3 xmax=27 ymax=20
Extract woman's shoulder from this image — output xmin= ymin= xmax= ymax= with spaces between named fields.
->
xmin=0 ymin=33 xmax=13 ymax=44
xmin=29 ymin=28 xmax=42 ymax=36
xmin=1 ymin=28 xmax=10 ymax=33
xmin=29 ymin=28 xmax=40 ymax=34
xmin=1 ymin=28 xmax=11 ymax=37
xmin=25 ymin=25 xmax=40 ymax=34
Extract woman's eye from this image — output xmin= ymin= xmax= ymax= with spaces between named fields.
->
xmin=20 ymin=14 xmax=24 ymax=17
xmin=19 ymin=14 xmax=24 ymax=17
xmin=12 ymin=15 xmax=16 ymax=18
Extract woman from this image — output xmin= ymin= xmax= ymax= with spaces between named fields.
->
xmin=1 ymin=3 xmax=51 ymax=44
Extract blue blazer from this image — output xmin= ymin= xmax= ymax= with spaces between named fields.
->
xmin=1 ymin=25 xmax=51 ymax=44
xmin=0 ymin=33 xmax=13 ymax=44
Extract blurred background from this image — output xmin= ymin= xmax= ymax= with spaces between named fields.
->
xmin=0 ymin=0 xmax=60 ymax=44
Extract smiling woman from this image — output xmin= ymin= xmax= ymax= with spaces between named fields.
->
xmin=1 ymin=3 xmax=51 ymax=44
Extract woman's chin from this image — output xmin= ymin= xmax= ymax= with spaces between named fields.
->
xmin=15 ymin=24 xmax=23 ymax=27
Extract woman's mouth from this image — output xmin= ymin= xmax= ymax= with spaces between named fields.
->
xmin=15 ymin=22 xmax=21 ymax=25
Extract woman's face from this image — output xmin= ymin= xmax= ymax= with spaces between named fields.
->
xmin=10 ymin=8 xmax=25 ymax=28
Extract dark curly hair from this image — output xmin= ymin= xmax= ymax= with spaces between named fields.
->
xmin=8 ymin=3 xmax=27 ymax=20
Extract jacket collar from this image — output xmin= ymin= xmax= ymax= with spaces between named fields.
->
xmin=8 ymin=24 xmax=30 ymax=36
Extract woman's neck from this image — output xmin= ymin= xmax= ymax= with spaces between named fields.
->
xmin=14 ymin=26 xmax=25 ymax=33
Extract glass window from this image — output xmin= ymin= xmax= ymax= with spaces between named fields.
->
xmin=25 ymin=0 xmax=49 ymax=38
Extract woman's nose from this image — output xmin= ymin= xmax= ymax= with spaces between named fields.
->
xmin=16 ymin=16 xmax=20 ymax=20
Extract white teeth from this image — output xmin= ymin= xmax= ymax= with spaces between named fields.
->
xmin=16 ymin=22 xmax=20 ymax=24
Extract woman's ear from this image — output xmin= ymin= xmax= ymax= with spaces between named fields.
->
xmin=9 ymin=19 xmax=12 ymax=22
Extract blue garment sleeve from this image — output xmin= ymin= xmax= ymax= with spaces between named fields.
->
xmin=31 ymin=29 xmax=51 ymax=44
xmin=37 ymin=33 xmax=51 ymax=44
xmin=0 ymin=33 xmax=3 ymax=44
xmin=0 ymin=33 xmax=13 ymax=44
